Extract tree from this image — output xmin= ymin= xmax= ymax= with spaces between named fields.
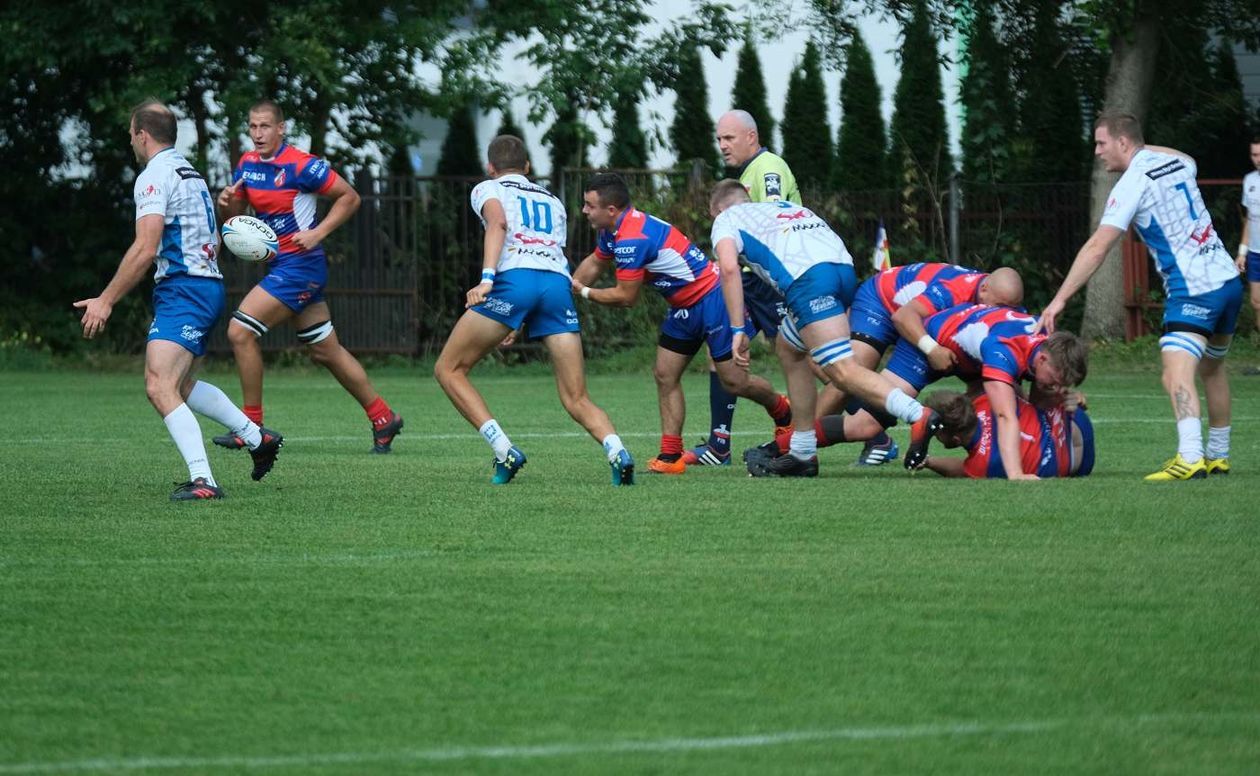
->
xmin=781 ymin=41 xmax=832 ymax=191
xmin=670 ymin=44 xmax=720 ymax=174
xmin=1012 ymin=2 xmax=1085 ymax=183
xmin=608 ymin=87 xmax=650 ymax=169
xmin=1197 ymin=41 xmax=1251 ymax=179
xmin=496 ymin=109 xmax=525 ymax=142
xmin=436 ymin=101 xmax=483 ymax=176
xmin=731 ymin=29 xmax=776 ymax=150
xmin=546 ymin=97 xmax=586 ymax=175
xmin=889 ymin=0 xmax=953 ymax=191
xmin=958 ymin=0 xmax=1015 ymax=183
xmin=834 ymin=30 xmax=887 ymax=191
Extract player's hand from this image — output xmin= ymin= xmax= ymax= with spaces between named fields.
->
xmin=73 ymin=296 xmax=112 ymax=339
xmin=1237 ymin=253 xmax=1248 ymax=273
xmin=291 ymin=229 xmax=323 ymax=251
xmin=1008 ymin=472 xmax=1041 ymax=481
xmin=466 ymin=281 xmax=493 ymax=308
xmin=216 ymin=180 xmax=242 ymax=209
xmin=732 ymin=331 xmax=751 ymax=368
xmin=499 ymin=330 xmax=519 ymax=348
xmin=1035 ymin=299 xmax=1065 ymax=334
xmin=926 ymin=346 xmax=956 ymax=372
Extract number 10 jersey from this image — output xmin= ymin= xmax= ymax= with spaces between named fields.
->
xmin=470 ymin=174 xmax=570 ymax=277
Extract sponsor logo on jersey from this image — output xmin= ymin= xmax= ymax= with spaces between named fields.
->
xmin=174 ymin=166 xmax=204 ymax=181
xmin=764 ymin=173 xmax=782 ymax=198
xmin=274 ymin=169 xmax=287 ymax=187
xmin=180 ymin=325 xmax=204 ymax=342
xmin=1146 ymin=159 xmax=1186 ymax=180
xmin=776 ymin=210 xmax=808 ymax=221
xmin=1180 ymin=303 xmax=1211 ymax=319
xmin=241 ymin=170 xmax=267 ymax=183
xmin=515 ymin=233 xmax=558 ymax=247
xmin=140 ymin=184 xmax=160 ymax=199
xmin=614 ymin=246 xmax=636 ymax=256
xmin=307 ymin=159 xmax=329 ymax=178
xmin=808 ymin=295 xmax=837 ymax=314
xmin=673 ymin=308 xmax=690 ymax=319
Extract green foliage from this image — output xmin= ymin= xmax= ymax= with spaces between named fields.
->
xmin=669 ymin=45 xmax=720 ymax=175
xmin=436 ymin=101 xmax=483 ymax=176
xmin=889 ymin=0 xmax=954 ymax=190
xmin=546 ymin=99 xmax=587 ymax=174
xmin=958 ymin=0 xmax=1016 ymax=183
xmin=608 ymin=88 xmax=650 ymax=169
xmin=1194 ymin=41 xmax=1251 ymax=179
xmin=781 ymin=42 xmax=832 ymax=191
xmin=834 ymin=31 xmax=887 ymax=191
xmin=1010 ymin=4 xmax=1085 ymax=183
xmin=730 ymin=29 xmax=776 ymax=150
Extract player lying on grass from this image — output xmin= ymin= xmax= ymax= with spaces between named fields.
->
xmin=909 ymin=387 xmax=1095 ymax=479
xmin=814 ymin=261 xmax=1024 ymax=466
xmin=571 ymin=173 xmax=793 ymax=475
xmin=770 ymin=302 xmax=1088 ymax=481
xmin=75 ymin=100 xmax=281 ymax=501
xmin=705 ymin=180 xmax=940 ymax=478
xmin=215 ymin=100 xmax=403 ymax=455
xmin=433 ymin=136 xmax=634 ymax=486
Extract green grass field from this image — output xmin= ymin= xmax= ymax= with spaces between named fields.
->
xmin=2 ymin=361 xmax=1259 ymax=774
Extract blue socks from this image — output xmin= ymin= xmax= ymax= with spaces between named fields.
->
xmin=706 ymin=371 xmax=737 ymax=456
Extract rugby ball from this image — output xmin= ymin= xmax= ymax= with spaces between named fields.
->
xmin=222 ymin=215 xmax=279 ymax=262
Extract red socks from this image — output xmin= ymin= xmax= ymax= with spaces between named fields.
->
xmin=365 ymin=396 xmax=394 ymax=428
xmin=243 ymin=405 xmax=263 ymax=425
xmin=659 ymin=434 xmax=684 ymax=461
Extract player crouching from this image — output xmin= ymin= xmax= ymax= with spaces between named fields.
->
xmin=707 ymin=180 xmax=939 ymax=477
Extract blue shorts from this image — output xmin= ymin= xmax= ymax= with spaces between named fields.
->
xmin=883 ymin=337 xmax=950 ymax=393
xmin=1246 ymin=251 xmax=1260 ymax=283
xmin=1162 ymin=279 xmax=1243 ymax=338
xmin=659 ymin=286 xmax=739 ymax=360
xmin=849 ymin=278 xmax=896 ymax=351
xmin=1070 ymin=408 xmax=1095 ymax=478
xmin=783 ymin=263 xmax=858 ymax=330
xmin=260 ymin=257 xmax=327 ymax=313
xmin=469 ymin=269 xmax=579 ymax=340
xmin=743 ymin=271 xmax=786 ymax=339
xmin=148 ymin=276 xmax=226 ymax=358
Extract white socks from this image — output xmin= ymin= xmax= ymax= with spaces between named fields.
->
xmin=885 ymin=388 xmax=925 ymax=423
xmin=1177 ymin=417 xmax=1203 ymax=464
xmin=163 ymin=403 xmax=215 ymax=485
xmin=789 ymin=429 xmax=817 ymax=461
xmin=602 ymin=434 xmax=626 ymax=462
xmin=186 ymin=381 xmax=262 ymax=449
xmin=479 ymin=419 xmax=513 ymax=461
xmin=1206 ymin=425 xmax=1231 ymax=460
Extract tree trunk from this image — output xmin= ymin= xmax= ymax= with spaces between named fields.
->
xmin=1082 ymin=13 xmax=1160 ymax=339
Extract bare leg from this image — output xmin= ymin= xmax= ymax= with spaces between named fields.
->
xmin=544 ymin=332 xmax=616 ymax=443
xmin=654 ymin=347 xmax=691 ymax=438
xmin=433 ymin=310 xmax=513 ymax=428
xmin=227 ymin=285 xmax=294 ymax=408
xmin=298 ymin=302 xmax=380 ymax=407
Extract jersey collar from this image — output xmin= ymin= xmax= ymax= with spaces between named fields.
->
xmin=612 ymin=207 xmax=636 ymax=235
xmin=260 ymin=142 xmax=288 ymax=163
xmin=736 ymin=147 xmax=769 ymax=177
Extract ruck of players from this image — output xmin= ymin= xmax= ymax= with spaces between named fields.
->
xmin=76 ymin=100 xmax=1250 ymax=497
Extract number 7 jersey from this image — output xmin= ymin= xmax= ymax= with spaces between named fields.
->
xmin=1100 ymin=148 xmax=1238 ymax=297
xmin=470 ymin=174 xmax=570 ymax=277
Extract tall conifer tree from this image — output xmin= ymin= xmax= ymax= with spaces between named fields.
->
xmin=959 ymin=0 xmax=1016 ymax=182
xmin=834 ymin=31 xmax=887 ymax=191
xmin=731 ymin=30 xmax=776 ymax=149
xmin=436 ymin=101 xmax=482 ymax=176
xmin=780 ymin=41 xmax=832 ymax=190
xmin=670 ymin=45 xmax=720 ymax=174
xmin=608 ymin=88 xmax=649 ymax=169
xmin=889 ymin=0 xmax=953 ymax=188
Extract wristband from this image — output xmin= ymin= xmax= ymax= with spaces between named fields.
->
xmin=917 ymin=335 xmax=939 ymax=355
xmin=731 ymin=324 xmax=747 ymax=336
xmin=580 ymin=285 xmax=591 ymax=300
xmin=480 ymin=269 xmax=496 ymax=283
xmin=1239 ymin=243 xmax=1249 ymax=259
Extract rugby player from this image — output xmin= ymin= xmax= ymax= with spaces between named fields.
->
xmin=1038 ymin=114 xmax=1241 ymax=480
xmin=572 ymin=173 xmax=793 ymax=474
xmin=433 ymin=136 xmax=634 ymax=485
xmin=215 ymin=100 xmax=403 ymax=454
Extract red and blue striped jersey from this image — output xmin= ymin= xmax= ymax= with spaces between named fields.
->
xmin=963 ymin=394 xmax=1070 ymax=479
xmin=595 ymin=208 xmax=717 ymax=308
xmin=232 ymin=143 xmax=340 ymax=263
xmin=873 ymin=262 xmax=987 ymax=314
xmin=925 ymin=303 xmax=1045 ymax=385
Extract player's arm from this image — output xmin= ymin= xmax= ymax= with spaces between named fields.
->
xmin=291 ymin=176 xmax=361 ymax=251
xmin=466 ymin=198 xmax=508 ymax=308
xmin=924 ymin=455 xmax=966 ymax=478
xmin=893 ymin=297 xmax=956 ymax=372
xmin=584 ymin=273 xmax=643 ymax=308
xmin=216 ymin=166 xmax=249 ymax=218
xmin=984 ymin=379 xmax=1037 ymax=481
xmin=1037 ymin=225 xmax=1125 ymax=333
xmin=74 ymin=214 xmax=163 ymax=339
xmin=714 ymin=237 xmax=751 ymax=367
xmin=1238 ymin=207 xmax=1251 ymax=272
xmin=571 ymin=251 xmax=608 ymax=287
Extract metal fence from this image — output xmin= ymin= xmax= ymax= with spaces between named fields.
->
xmin=207 ymin=170 xmax=1246 ymax=355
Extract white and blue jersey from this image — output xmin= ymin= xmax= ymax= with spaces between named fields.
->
xmin=1242 ymin=171 xmax=1260 ymax=282
xmin=135 ymin=147 xmax=222 ymax=282
xmin=470 ymin=174 xmax=569 ymax=277
xmin=709 ymin=201 xmax=852 ymax=295
xmin=136 ymin=147 xmax=224 ymax=357
xmin=467 ymin=175 xmax=578 ymax=340
xmin=1101 ymin=149 xmax=1238 ymax=298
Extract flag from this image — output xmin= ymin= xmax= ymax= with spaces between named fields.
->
xmin=872 ymin=220 xmax=891 ymax=272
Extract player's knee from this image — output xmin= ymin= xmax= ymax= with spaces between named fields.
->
xmin=228 ymin=311 xmax=268 ymax=346
xmin=653 ymin=364 xmax=679 ymax=387
xmin=809 ymin=337 xmax=854 ymax=372
xmin=297 ymin=320 xmax=334 ymax=346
